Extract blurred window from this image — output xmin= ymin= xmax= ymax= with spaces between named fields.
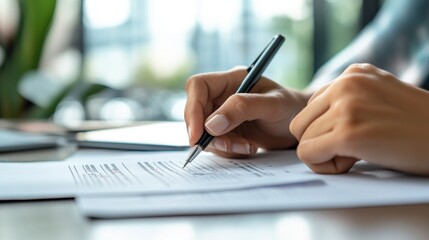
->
xmin=81 ymin=0 xmax=379 ymax=121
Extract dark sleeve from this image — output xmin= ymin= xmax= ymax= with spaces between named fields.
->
xmin=307 ymin=0 xmax=429 ymax=92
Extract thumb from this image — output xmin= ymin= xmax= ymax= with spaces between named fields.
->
xmin=204 ymin=92 xmax=284 ymax=136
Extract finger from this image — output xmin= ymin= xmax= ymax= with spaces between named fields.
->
xmin=296 ymin=131 xmax=338 ymax=165
xmin=185 ymin=68 xmax=248 ymax=144
xmin=300 ymin=109 xmax=335 ymax=141
xmin=297 ymin=129 xmax=359 ymax=174
xmin=205 ymin=134 xmax=258 ymax=158
xmin=290 ymin=91 xmax=330 ymax=140
xmin=204 ymin=92 xmax=287 ymax=136
xmin=184 ymin=96 xmax=205 ymax=145
xmin=296 ymin=130 xmax=359 ymax=172
xmin=185 ymin=69 xmax=249 ymax=108
xmin=305 ymin=156 xmax=358 ymax=174
xmin=307 ymin=82 xmax=331 ymax=104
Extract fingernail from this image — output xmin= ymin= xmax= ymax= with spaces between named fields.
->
xmin=232 ymin=143 xmax=251 ymax=155
xmin=205 ymin=114 xmax=229 ymax=135
xmin=212 ymin=139 xmax=227 ymax=152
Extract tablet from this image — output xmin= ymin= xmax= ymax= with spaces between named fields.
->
xmin=0 ymin=129 xmax=63 ymax=153
xmin=74 ymin=121 xmax=189 ymax=151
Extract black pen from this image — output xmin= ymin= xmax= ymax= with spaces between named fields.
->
xmin=183 ymin=34 xmax=285 ymax=168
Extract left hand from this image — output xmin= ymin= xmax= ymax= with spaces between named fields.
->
xmin=290 ymin=64 xmax=429 ymax=176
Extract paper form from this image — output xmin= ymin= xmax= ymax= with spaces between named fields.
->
xmin=77 ymin=158 xmax=429 ymax=218
xmin=0 ymin=150 xmax=316 ymax=200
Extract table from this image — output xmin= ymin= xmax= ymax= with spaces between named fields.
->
xmin=1 ymin=200 xmax=428 ymax=240
xmin=1 ymin=122 xmax=428 ymax=240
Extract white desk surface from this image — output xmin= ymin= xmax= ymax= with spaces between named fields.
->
xmin=1 ymin=121 xmax=428 ymax=240
xmin=1 ymin=200 xmax=429 ymax=240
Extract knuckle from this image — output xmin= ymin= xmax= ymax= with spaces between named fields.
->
xmin=229 ymin=94 xmax=251 ymax=114
xmin=289 ymin=118 xmax=298 ymax=137
xmin=331 ymin=100 xmax=369 ymax=153
xmin=345 ymin=63 xmax=377 ymax=73
xmin=336 ymin=126 xmax=362 ymax=152
xmin=375 ymin=68 xmax=397 ymax=80
xmin=296 ymin=144 xmax=308 ymax=162
xmin=333 ymin=97 xmax=363 ymax=117
xmin=185 ymin=75 xmax=199 ymax=91
xmin=185 ymin=73 xmax=207 ymax=92
xmin=296 ymin=140 xmax=317 ymax=164
xmin=334 ymin=102 xmax=364 ymax=134
xmin=334 ymin=74 xmax=367 ymax=94
xmin=344 ymin=63 xmax=396 ymax=81
xmin=337 ymin=126 xmax=355 ymax=143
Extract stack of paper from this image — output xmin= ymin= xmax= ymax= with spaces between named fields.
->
xmin=76 ymin=151 xmax=429 ymax=218
xmin=2 ymin=148 xmax=429 ymax=218
xmin=0 ymin=150 xmax=316 ymax=200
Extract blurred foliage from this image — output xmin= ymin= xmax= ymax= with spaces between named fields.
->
xmin=325 ymin=0 xmax=362 ymax=60
xmin=270 ymin=15 xmax=313 ymax=89
xmin=0 ymin=0 xmax=56 ymax=119
xmin=0 ymin=0 xmax=108 ymax=120
xmin=135 ymin=64 xmax=191 ymax=90
xmin=134 ymin=56 xmax=194 ymax=90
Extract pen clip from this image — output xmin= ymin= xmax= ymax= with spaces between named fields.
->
xmin=246 ymin=37 xmax=275 ymax=72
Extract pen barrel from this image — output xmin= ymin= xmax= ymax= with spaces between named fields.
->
xmin=237 ymin=34 xmax=285 ymax=93
xmin=197 ymin=131 xmax=214 ymax=150
xmin=194 ymin=34 xmax=285 ymax=154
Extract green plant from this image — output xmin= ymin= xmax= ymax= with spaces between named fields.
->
xmin=0 ymin=0 xmax=109 ymax=120
xmin=0 ymin=0 xmax=56 ymax=119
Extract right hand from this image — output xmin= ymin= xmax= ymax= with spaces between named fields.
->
xmin=184 ymin=67 xmax=310 ymax=158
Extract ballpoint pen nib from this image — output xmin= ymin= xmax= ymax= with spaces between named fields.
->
xmin=182 ymin=145 xmax=202 ymax=169
xmin=182 ymin=161 xmax=190 ymax=168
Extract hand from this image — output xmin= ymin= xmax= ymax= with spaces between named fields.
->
xmin=185 ymin=67 xmax=309 ymax=158
xmin=290 ymin=64 xmax=429 ymax=176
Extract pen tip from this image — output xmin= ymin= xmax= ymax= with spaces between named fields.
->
xmin=182 ymin=145 xmax=203 ymax=169
xmin=182 ymin=161 xmax=189 ymax=169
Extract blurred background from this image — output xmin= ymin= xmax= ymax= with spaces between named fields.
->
xmin=0 ymin=0 xmax=381 ymax=127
